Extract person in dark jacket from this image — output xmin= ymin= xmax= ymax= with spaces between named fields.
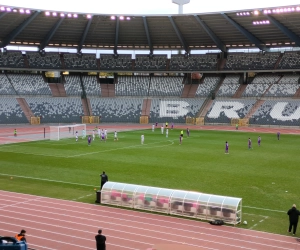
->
xmin=287 ymin=204 xmax=300 ymax=235
xmin=95 ymin=229 xmax=106 ymax=250
xmin=100 ymin=171 xmax=108 ymax=190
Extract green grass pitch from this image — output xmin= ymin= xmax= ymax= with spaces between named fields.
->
xmin=0 ymin=128 xmax=298 ymax=235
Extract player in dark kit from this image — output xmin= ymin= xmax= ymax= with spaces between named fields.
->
xmin=277 ymin=132 xmax=280 ymax=140
xmin=95 ymin=229 xmax=106 ymax=250
xmin=100 ymin=171 xmax=108 ymax=189
xmin=179 ymin=135 xmax=182 ymax=145
xmin=258 ymin=136 xmax=261 ymax=146
xmin=225 ymin=141 xmax=229 ymax=154
xmin=88 ymin=135 xmax=91 ymax=146
xmin=186 ymin=128 xmax=190 ymax=137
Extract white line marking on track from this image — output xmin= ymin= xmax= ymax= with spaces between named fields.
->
xmin=0 ymin=196 xmax=296 ymax=249
xmin=0 ymin=226 xmax=137 ymax=250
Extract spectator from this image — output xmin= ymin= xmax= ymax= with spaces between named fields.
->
xmin=287 ymin=204 xmax=300 ymax=235
xmin=15 ymin=229 xmax=26 ymax=242
xmin=95 ymin=229 xmax=106 ymax=250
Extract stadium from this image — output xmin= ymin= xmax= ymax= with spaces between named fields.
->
xmin=1 ymin=1 xmax=300 ymax=249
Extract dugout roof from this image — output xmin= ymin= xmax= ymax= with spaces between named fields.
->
xmin=0 ymin=5 xmax=300 ymax=53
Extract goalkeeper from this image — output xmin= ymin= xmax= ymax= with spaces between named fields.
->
xmin=82 ymin=129 xmax=86 ymax=139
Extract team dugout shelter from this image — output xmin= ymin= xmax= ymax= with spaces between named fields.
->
xmin=101 ymin=182 xmax=242 ymax=225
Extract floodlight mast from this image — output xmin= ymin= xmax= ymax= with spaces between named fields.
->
xmin=172 ymin=0 xmax=190 ymax=14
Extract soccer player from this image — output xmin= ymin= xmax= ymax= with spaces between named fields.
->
xmin=75 ymin=131 xmax=78 ymax=142
xmin=101 ymin=131 xmax=106 ymax=142
xmin=14 ymin=128 xmax=17 ymax=137
xmin=236 ymin=123 xmax=239 ymax=130
xmin=258 ymin=136 xmax=261 ymax=146
xmin=186 ymin=128 xmax=190 ymax=137
xmin=165 ymin=122 xmax=168 ymax=128
xmin=104 ymin=129 xmax=108 ymax=139
xmin=88 ymin=135 xmax=91 ymax=146
xmin=114 ymin=131 xmax=118 ymax=141
xmin=248 ymin=138 xmax=252 ymax=149
xmin=92 ymin=129 xmax=95 ymax=141
xmin=171 ymin=122 xmax=174 ymax=130
xmin=166 ymin=128 xmax=169 ymax=138
xmin=225 ymin=141 xmax=229 ymax=154
xmin=179 ymin=134 xmax=182 ymax=145
xmin=161 ymin=125 xmax=164 ymax=134
xmin=97 ymin=127 xmax=101 ymax=138
xmin=141 ymin=134 xmax=144 ymax=144
xmin=82 ymin=129 xmax=86 ymax=139
xmin=180 ymin=130 xmax=183 ymax=138
xmin=152 ymin=124 xmax=155 ymax=132
xmin=277 ymin=132 xmax=280 ymax=140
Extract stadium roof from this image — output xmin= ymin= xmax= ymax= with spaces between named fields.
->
xmin=1 ymin=5 xmax=300 ymax=53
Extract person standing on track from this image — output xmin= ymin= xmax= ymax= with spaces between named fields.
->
xmin=95 ymin=229 xmax=106 ymax=250
xmin=287 ymin=204 xmax=300 ymax=235
xmin=14 ymin=128 xmax=17 ymax=137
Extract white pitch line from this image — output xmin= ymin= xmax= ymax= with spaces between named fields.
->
xmin=244 ymin=205 xmax=285 ymax=213
xmin=0 ymin=173 xmax=97 ymax=187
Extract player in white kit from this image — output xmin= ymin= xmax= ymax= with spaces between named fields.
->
xmin=141 ymin=134 xmax=144 ymax=144
xmin=161 ymin=125 xmax=164 ymax=134
xmin=114 ymin=131 xmax=118 ymax=141
xmin=75 ymin=131 xmax=78 ymax=142
xmin=166 ymin=128 xmax=169 ymax=138
xmin=152 ymin=124 xmax=155 ymax=132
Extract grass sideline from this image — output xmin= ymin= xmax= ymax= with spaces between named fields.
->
xmin=0 ymin=128 xmax=298 ymax=235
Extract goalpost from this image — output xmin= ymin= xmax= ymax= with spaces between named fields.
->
xmin=49 ymin=124 xmax=86 ymax=140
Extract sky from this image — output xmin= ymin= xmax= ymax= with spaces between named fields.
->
xmin=1 ymin=0 xmax=300 ymax=15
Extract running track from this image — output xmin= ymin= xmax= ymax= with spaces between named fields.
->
xmin=0 ymin=190 xmax=299 ymax=250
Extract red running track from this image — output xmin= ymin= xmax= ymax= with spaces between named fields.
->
xmin=0 ymin=190 xmax=299 ymax=250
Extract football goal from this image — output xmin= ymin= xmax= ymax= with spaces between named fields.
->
xmin=49 ymin=124 xmax=86 ymax=140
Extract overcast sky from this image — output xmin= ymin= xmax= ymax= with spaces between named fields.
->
xmin=1 ymin=0 xmax=299 ymax=14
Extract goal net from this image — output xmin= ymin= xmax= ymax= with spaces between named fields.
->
xmin=49 ymin=124 xmax=86 ymax=140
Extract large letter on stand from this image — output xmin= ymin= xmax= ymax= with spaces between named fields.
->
xmin=207 ymin=101 xmax=244 ymax=119
xmin=270 ymin=102 xmax=300 ymax=121
xmin=159 ymin=100 xmax=190 ymax=118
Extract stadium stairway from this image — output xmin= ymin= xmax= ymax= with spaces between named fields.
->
xmin=198 ymin=99 xmax=214 ymax=117
xmin=16 ymin=98 xmax=34 ymax=123
xmin=48 ymin=83 xmax=60 ymax=97
xmin=108 ymin=84 xmax=115 ymax=97
xmin=141 ymin=98 xmax=152 ymax=116
xmin=186 ymin=84 xmax=200 ymax=98
xmin=232 ymin=83 xmax=247 ymax=98
xmin=244 ymin=99 xmax=265 ymax=119
xmin=57 ymin=83 xmax=67 ymax=97
xmin=261 ymin=75 xmax=283 ymax=97
xmin=81 ymin=98 xmax=90 ymax=116
xmin=274 ymin=53 xmax=284 ymax=69
xmin=293 ymin=86 xmax=300 ymax=98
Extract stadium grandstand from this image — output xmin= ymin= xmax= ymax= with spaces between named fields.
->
xmin=0 ymin=4 xmax=300 ymax=127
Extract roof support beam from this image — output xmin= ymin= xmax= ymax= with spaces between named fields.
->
xmin=78 ymin=17 xmax=93 ymax=52
xmin=0 ymin=12 xmax=8 ymax=20
xmin=0 ymin=11 xmax=40 ymax=48
xmin=221 ymin=13 xmax=270 ymax=52
xmin=168 ymin=16 xmax=189 ymax=54
xmin=265 ymin=15 xmax=300 ymax=47
xmin=142 ymin=16 xmax=153 ymax=55
xmin=39 ymin=17 xmax=64 ymax=50
xmin=194 ymin=15 xmax=226 ymax=52
xmin=114 ymin=18 xmax=120 ymax=55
